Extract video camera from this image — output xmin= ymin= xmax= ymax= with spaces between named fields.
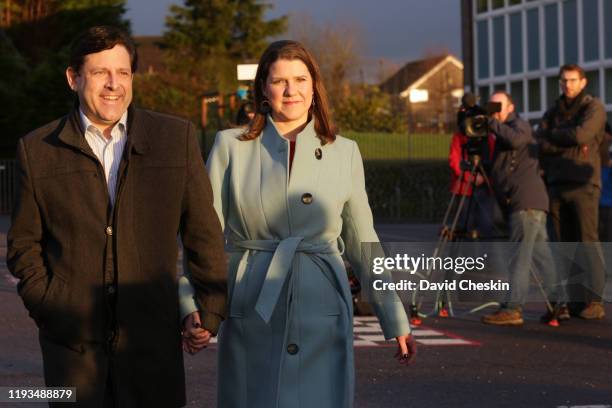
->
xmin=458 ymin=93 xmax=502 ymax=138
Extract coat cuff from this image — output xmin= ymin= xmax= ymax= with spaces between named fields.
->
xmin=201 ymin=311 xmax=223 ymax=335
xmin=178 ymin=276 xmax=199 ymax=323
xmin=372 ymin=301 xmax=412 ymax=340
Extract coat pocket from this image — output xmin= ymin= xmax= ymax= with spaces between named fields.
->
xmin=37 ymin=273 xmax=67 ymax=329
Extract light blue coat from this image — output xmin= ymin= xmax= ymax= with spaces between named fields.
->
xmin=179 ymin=118 xmax=410 ymax=408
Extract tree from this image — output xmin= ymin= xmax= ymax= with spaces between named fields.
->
xmin=161 ymin=0 xmax=287 ymax=96
xmin=0 ymin=0 xmax=129 ymax=156
xmin=288 ymin=13 xmax=363 ymax=108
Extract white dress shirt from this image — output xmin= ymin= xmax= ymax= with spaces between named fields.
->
xmin=79 ymin=109 xmax=128 ymax=206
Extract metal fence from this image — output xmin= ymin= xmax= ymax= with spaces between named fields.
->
xmin=0 ymin=159 xmax=15 ymax=215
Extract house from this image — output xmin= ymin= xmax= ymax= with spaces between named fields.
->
xmin=380 ymin=54 xmax=464 ymax=133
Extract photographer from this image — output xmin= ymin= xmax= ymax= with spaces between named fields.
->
xmin=481 ymin=91 xmax=559 ymax=326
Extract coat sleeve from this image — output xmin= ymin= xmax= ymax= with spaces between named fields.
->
xmin=6 ymin=138 xmax=49 ymax=322
xmin=488 ymin=117 xmax=532 ymax=150
xmin=178 ymin=130 xmax=231 ymax=328
xmin=549 ymin=100 xmax=606 ymax=147
xmin=448 ymin=133 xmax=463 ymax=178
xmin=178 ymin=123 xmax=228 ymax=334
xmin=341 ymin=141 xmax=411 ymax=339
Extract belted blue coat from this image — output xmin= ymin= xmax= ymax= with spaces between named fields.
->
xmin=179 ymin=118 xmax=410 ymax=408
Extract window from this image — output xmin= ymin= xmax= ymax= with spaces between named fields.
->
xmin=544 ymin=4 xmax=559 ymax=68
xmin=510 ymin=12 xmax=523 ymax=73
xmin=528 ymin=78 xmax=541 ymax=112
xmin=606 ymin=0 xmax=612 ymax=58
xmin=563 ymin=0 xmax=578 ymax=63
xmin=606 ymin=68 xmax=612 ymax=104
xmin=585 ymin=70 xmax=600 ymax=98
xmin=477 ymin=20 xmax=490 ymax=79
xmin=608 ymin=112 xmax=612 ymax=127
xmin=493 ymin=16 xmax=506 ymax=76
xmin=527 ymin=8 xmax=540 ymax=71
xmin=582 ymin=0 xmax=599 ymax=62
xmin=492 ymin=0 xmax=505 ymax=9
xmin=546 ymin=76 xmax=560 ymax=107
xmin=509 ymin=0 xmax=521 ymax=5
xmin=494 ymin=83 xmax=507 ymax=92
xmin=477 ymin=0 xmax=488 ymax=13
xmin=510 ymin=81 xmax=525 ymax=113
xmin=479 ymin=85 xmax=490 ymax=104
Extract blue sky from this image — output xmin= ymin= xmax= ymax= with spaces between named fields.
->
xmin=125 ymin=0 xmax=462 ymax=63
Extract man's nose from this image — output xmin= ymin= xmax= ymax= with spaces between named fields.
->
xmin=105 ymin=72 xmax=119 ymax=90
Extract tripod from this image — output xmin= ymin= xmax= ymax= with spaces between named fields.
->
xmin=408 ymin=151 xmax=561 ymax=327
xmin=409 ymin=151 xmax=495 ymax=325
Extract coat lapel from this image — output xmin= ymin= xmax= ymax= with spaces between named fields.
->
xmin=258 ymin=118 xmax=291 ymax=238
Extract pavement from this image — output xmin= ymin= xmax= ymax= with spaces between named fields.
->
xmin=0 ymin=216 xmax=611 ymax=407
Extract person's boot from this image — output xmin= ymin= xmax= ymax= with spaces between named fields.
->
xmin=578 ymin=302 xmax=606 ymax=320
xmin=557 ymin=305 xmax=570 ymax=321
xmin=482 ymin=308 xmax=523 ymax=326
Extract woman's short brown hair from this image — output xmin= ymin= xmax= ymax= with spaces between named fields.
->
xmin=240 ymin=40 xmax=337 ymax=144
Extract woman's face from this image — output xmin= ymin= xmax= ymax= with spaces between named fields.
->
xmin=263 ymin=58 xmax=314 ymax=127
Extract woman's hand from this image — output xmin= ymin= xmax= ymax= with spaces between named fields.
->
xmin=394 ymin=334 xmax=417 ymax=365
xmin=182 ymin=311 xmax=212 ymax=355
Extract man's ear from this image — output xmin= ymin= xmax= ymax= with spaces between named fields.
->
xmin=66 ymin=67 xmax=78 ymax=92
xmin=508 ymin=103 xmax=515 ymax=114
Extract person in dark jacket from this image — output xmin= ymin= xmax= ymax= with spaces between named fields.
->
xmin=6 ymin=26 xmax=227 ymax=407
xmin=481 ymin=91 xmax=559 ymax=326
xmin=537 ymin=64 xmax=607 ymax=320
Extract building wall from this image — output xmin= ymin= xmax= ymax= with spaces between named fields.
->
xmin=463 ymin=0 xmax=612 ymax=124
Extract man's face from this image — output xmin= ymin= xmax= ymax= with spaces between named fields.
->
xmin=559 ymin=69 xmax=587 ymax=99
xmin=490 ymin=93 xmax=514 ymax=123
xmin=66 ymin=45 xmax=133 ymax=130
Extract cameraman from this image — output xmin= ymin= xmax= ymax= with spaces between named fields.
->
xmin=481 ymin=91 xmax=559 ymax=326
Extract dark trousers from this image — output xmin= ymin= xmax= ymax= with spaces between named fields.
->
xmin=548 ymin=184 xmax=606 ymax=306
xmin=599 ymin=206 xmax=612 ymax=242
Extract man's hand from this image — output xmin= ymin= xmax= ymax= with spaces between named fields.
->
xmin=474 ymin=174 xmax=484 ymax=187
xmin=182 ymin=311 xmax=212 ymax=355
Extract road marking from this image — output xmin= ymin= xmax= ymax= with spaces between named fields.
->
xmin=353 ymin=316 xmax=479 ymax=347
xmin=557 ymin=406 xmax=611 ymax=408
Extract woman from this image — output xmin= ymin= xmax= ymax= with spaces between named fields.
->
xmin=180 ymin=40 xmax=415 ymax=408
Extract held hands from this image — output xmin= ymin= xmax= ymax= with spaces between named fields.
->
xmin=182 ymin=311 xmax=212 ymax=355
xmin=394 ymin=334 xmax=417 ymax=365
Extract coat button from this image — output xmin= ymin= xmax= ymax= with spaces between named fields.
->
xmin=301 ymin=193 xmax=313 ymax=205
xmin=287 ymin=343 xmax=299 ymax=355
xmin=105 ymin=226 xmax=113 ymax=236
xmin=107 ymin=285 xmax=116 ymax=295
xmin=315 ymin=148 xmax=322 ymax=160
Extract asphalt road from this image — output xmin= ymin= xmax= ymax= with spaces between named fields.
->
xmin=1 ymin=217 xmax=611 ymax=407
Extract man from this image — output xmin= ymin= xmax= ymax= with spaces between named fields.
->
xmin=537 ymin=64 xmax=607 ymax=320
xmin=481 ymin=91 xmax=559 ymax=326
xmin=7 ymin=26 xmax=227 ymax=407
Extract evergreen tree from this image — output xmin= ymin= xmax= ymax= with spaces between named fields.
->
xmin=162 ymin=0 xmax=286 ymax=95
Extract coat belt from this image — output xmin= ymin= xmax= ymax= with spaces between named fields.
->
xmin=228 ymin=237 xmax=345 ymax=323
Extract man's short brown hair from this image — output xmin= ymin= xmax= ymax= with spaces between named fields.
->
xmin=559 ymin=63 xmax=586 ymax=79
xmin=69 ymin=26 xmax=137 ymax=74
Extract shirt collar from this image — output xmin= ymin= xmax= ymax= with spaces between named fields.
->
xmin=79 ymin=108 xmax=128 ymax=137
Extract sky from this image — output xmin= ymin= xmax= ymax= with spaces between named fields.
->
xmin=125 ymin=0 xmax=462 ymax=64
